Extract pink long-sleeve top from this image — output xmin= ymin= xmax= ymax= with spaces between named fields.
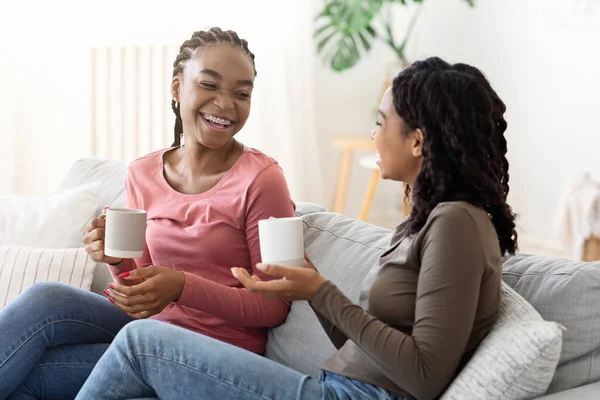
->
xmin=108 ymin=146 xmax=295 ymax=354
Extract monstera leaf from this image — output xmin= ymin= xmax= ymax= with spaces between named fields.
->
xmin=314 ymin=0 xmax=476 ymax=72
xmin=314 ymin=0 xmax=384 ymax=72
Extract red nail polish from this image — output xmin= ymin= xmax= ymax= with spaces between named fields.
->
xmin=109 ymin=298 xmax=115 ymax=304
xmin=119 ymin=272 xmax=131 ymax=278
xmin=108 ymin=283 xmax=115 ymax=289
xmin=103 ymin=289 xmax=110 ymax=296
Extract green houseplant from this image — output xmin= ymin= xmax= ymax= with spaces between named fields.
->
xmin=314 ymin=0 xmax=475 ymax=72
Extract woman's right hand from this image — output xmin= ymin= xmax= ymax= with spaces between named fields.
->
xmin=83 ymin=216 xmax=124 ymax=265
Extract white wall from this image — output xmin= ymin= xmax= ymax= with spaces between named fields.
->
xmin=0 ymin=0 xmax=320 ymax=200
xmin=2 ymin=0 xmax=599 ymax=249
xmin=314 ymin=0 xmax=600 ymax=248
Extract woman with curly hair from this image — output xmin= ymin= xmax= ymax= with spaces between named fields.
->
xmin=76 ymin=56 xmax=517 ymax=400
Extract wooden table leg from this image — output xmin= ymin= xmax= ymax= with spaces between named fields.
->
xmin=358 ymin=168 xmax=380 ymax=221
xmin=584 ymin=235 xmax=600 ymax=261
xmin=331 ymin=149 xmax=353 ymax=213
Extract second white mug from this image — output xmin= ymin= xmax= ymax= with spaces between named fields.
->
xmin=258 ymin=217 xmax=304 ymax=268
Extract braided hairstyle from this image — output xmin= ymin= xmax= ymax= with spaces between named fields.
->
xmin=170 ymin=27 xmax=257 ymax=147
xmin=393 ymin=57 xmax=518 ymax=255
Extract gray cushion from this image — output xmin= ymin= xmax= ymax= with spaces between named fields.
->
xmin=265 ymin=212 xmax=393 ymax=377
xmin=535 ymin=381 xmax=600 ymax=400
xmin=295 ymin=202 xmax=327 ymax=216
xmin=59 ymin=157 xmax=128 ymax=295
xmin=502 ymin=254 xmax=600 ymax=393
xmin=442 ymin=282 xmax=563 ymax=399
xmin=59 ymin=157 xmax=128 ymax=217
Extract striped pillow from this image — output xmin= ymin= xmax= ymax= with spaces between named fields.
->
xmin=0 ymin=245 xmax=96 ymax=308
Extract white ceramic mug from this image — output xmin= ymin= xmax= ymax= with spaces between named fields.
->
xmin=258 ymin=217 xmax=304 ymax=267
xmin=104 ymin=207 xmax=147 ymax=259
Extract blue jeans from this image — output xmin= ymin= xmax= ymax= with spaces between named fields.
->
xmin=0 ymin=282 xmax=133 ymax=400
xmin=76 ymin=320 xmax=412 ymax=400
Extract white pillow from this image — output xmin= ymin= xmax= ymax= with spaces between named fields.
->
xmin=0 ymin=245 xmax=96 ymax=309
xmin=0 ymin=181 xmax=101 ymax=248
xmin=441 ymin=282 xmax=564 ymax=400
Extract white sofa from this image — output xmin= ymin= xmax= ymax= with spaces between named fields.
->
xmin=58 ymin=157 xmax=600 ymax=399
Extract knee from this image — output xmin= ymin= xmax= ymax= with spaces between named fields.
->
xmin=117 ymin=320 xmax=164 ymax=347
xmin=116 ymin=320 xmax=180 ymax=355
xmin=18 ymin=282 xmax=87 ymax=309
xmin=20 ymin=281 xmax=72 ymax=301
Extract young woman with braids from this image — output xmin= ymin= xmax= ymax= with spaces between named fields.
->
xmin=75 ymin=57 xmax=518 ymax=400
xmin=0 ymin=27 xmax=295 ymax=399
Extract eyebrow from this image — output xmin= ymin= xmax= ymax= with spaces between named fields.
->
xmin=378 ymin=109 xmax=387 ymax=119
xmin=200 ymin=69 xmax=254 ymax=87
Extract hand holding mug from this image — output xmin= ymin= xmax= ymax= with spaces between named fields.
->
xmin=83 ymin=216 xmax=123 ymax=265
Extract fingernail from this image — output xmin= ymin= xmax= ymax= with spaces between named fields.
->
xmin=100 ymin=206 xmax=110 ymax=219
xmin=109 ymin=298 xmax=115 ymax=304
xmin=256 ymin=263 xmax=266 ymax=271
xmin=103 ymin=289 xmax=110 ymax=296
xmin=230 ymin=268 xmax=238 ymax=277
xmin=119 ymin=272 xmax=131 ymax=278
xmin=108 ymin=283 xmax=115 ymax=289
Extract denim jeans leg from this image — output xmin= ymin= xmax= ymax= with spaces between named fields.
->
xmin=7 ymin=344 xmax=111 ymax=400
xmin=76 ymin=320 xmax=336 ymax=400
xmin=0 ymin=282 xmax=133 ymax=398
xmin=321 ymin=371 xmax=414 ymax=400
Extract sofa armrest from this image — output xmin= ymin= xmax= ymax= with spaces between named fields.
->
xmin=535 ymin=381 xmax=600 ymax=399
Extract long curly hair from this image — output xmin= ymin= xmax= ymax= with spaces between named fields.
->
xmin=393 ymin=57 xmax=518 ymax=255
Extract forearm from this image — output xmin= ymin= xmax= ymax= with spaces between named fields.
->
xmin=178 ymin=272 xmax=290 ymax=327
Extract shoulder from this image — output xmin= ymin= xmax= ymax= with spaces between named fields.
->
xmin=425 ymin=201 xmax=490 ymax=232
xmin=416 ymin=201 xmax=493 ymax=252
xmin=234 ymin=148 xmax=292 ymax=205
xmin=417 ymin=201 xmax=501 ymax=262
xmin=237 ymin=146 xmax=286 ymax=185
xmin=239 ymin=146 xmax=281 ymax=172
xmin=126 ymin=148 xmax=168 ymax=182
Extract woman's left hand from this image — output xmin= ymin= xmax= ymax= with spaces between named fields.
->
xmin=232 ymin=263 xmax=327 ymax=301
xmin=105 ymin=266 xmax=185 ymax=319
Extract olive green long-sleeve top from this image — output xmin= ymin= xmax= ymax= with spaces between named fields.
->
xmin=310 ymin=202 xmax=502 ymax=400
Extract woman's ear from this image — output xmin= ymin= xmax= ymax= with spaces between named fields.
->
xmin=171 ymin=76 xmax=181 ymax=102
xmin=412 ymin=128 xmax=424 ymax=158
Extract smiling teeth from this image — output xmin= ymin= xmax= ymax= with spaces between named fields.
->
xmin=204 ymin=114 xmax=231 ymax=126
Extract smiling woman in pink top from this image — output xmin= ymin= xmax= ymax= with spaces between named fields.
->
xmin=0 ymin=27 xmax=295 ymax=399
